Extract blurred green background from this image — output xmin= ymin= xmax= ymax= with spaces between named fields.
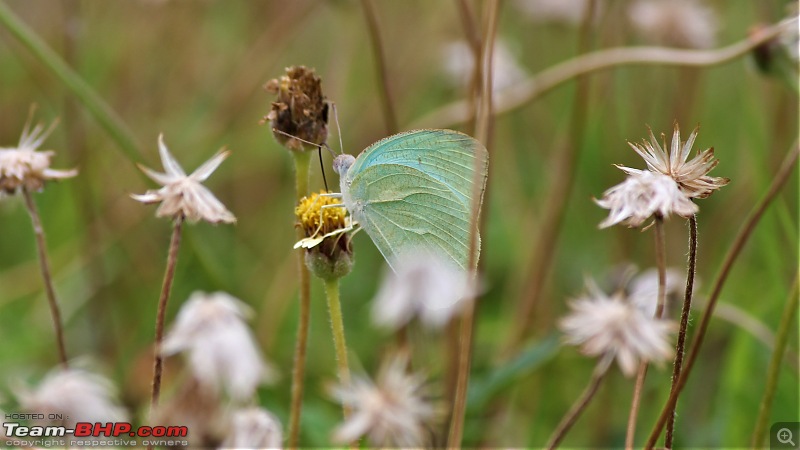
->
xmin=0 ymin=0 xmax=797 ymax=447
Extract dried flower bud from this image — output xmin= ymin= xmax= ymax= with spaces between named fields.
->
xmin=749 ymin=12 xmax=799 ymax=90
xmin=263 ymin=65 xmax=329 ymax=152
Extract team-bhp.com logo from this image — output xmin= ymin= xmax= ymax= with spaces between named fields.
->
xmin=4 ymin=422 xmax=187 ymax=438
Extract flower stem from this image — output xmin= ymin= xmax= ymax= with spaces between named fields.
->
xmin=751 ymin=276 xmax=799 ymax=448
xmin=665 ymin=214 xmax=698 ymax=447
xmin=288 ymin=150 xmax=312 ymax=449
xmin=510 ymin=0 xmax=596 ymax=350
xmin=149 ymin=216 xmax=183 ymax=413
xmin=626 ymin=363 xmax=648 ymax=450
xmin=626 ymin=216 xmax=666 ymax=448
xmin=360 ymin=0 xmax=398 ymax=135
xmin=447 ymin=1 xmax=499 ymax=447
xmin=645 ymin=142 xmax=799 ymax=448
xmin=545 ymin=362 xmax=609 ymax=450
xmin=0 ymin=1 xmax=142 ymax=161
xmin=22 ymin=188 xmax=68 ymax=368
xmin=324 ymin=277 xmax=351 ymax=418
xmin=410 ymin=20 xmax=786 ymax=129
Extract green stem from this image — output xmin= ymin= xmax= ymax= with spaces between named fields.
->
xmin=287 ymin=150 xmax=312 ymax=450
xmin=0 ymin=0 xmax=142 ymax=161
xmin=324 ymin=278 xmax=351 ymax=418
xmin=751 ymin=276 xmax=799 ymax=448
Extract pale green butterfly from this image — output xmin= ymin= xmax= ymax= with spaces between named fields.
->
xmin=329 ymin=129 xmax=489 ymax=272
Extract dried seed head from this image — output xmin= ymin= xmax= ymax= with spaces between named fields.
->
xmin=263 ymin=66 xmax=329 ymax=152
xmin=131 ymin=135 xmax=236 ymax=224
xmin=330 ymin=354 xmax=438 ymax=447
xmin=560 ymin=280 xmax=675 ymax=377
xmin=372 ymin=251 xmax=474 ymax=330
xmin=160 ymin=291 xmax=277 ymax=401
xmin=626 ymin=124 xmax=729 ymax=199
xmin=221 ymin=407 xmax=283 ymax=450
xmin=595 ymin=170 xmax=698 ymax=228
xmin=16 ymin=368 xmax=127 ymax=427
xmin=750 ymin=11 xmax=799 ymax=83
xmin=628 ymin=0 xmax=718 ymax=49
xmin=513 ymin=0 xmax=599 ymax=26
xmin=0 ymin=115 xmax=76 ymax=197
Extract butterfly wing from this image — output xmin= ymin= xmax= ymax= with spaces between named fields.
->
xmin=344 ymin=129 xmax=489 ymax=271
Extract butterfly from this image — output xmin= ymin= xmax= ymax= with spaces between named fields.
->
xmin=328 ymin=129 xmax=489 ymax=272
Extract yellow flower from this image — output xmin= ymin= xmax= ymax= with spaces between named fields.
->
xmin=294 ymin=191 xmax=353 ymax=250
xmin=294 ymin=191 xmax=355 ymax=280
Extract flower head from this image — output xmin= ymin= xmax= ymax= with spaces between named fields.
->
xmin=627 ymin=267 xmax=690 ymax=317
xmin=16 ymin=368 xmax=127 ymax=427
xmin=263 ymin=65 xmax=329 ymax=152
xmin=596 ymin=170 xmax=698 ymax=228
xmin=161 ymin=291 xmax=275 ymax=401
xmin=628 ymin=0 xmax=718 ymax=49
xmin=513 ymin=0 xmax=599 ymax=26
xmin=131 ymin=135 xmax=235 ymax=224
xmin=625 ymin=124 xmax=729 ymax=199
xmin=372 ymin=251 xmax=473 ymax=330
xmin=330 ymin=355 xmax=437 ymax=447
xmin=560 ymin=280 xmax=675 ymax=376
xmin=294 ymin=191 xmax=355 ymax=280
xmin=221 ymin=407 xmax=283 ymax=450
xmin=0 ymin=116 xmax=76 ymax=196
xmin=442 ymin=39 xmax=526 ymax=93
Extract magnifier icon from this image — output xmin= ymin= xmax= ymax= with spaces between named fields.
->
xmin=778 ymin=428 xmax=796 ymax=446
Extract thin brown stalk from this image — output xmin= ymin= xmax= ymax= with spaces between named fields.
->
xmin=409 ymin=21 xmax=785 ymax=129
xmin=751 ymin=276 xmax=799 ymax=448
xmin=360 ymin=0 xmax=398 ymax=135
xmin=645 ymin=142 xmax=799 ymax=449
xmin=454 ymin=0 xmax=481 ymax=135
xmin=22 ymin=188 xmax=68 ymax=368
xmin=288 ymin=150 xmax=312 ymax=450
xmin=626 ymin=363 xmax=649 ymax=450
xmin=510 ymin=0 xmax=596 ymax=350
xmin=149 ymin=215 xmax=183 ymax=411
xmin=545 ymin=363 xmax=610 ymax=450
xmin=444 ymin=0 xmax=481 ymax=417
xmin=626 ymin=216 xmax=667 ymax=448
xmin=455 ymin=0 xmax=480 ymax=53
xmin=665 ymin=214 xmax=698 ymax=447
xmin=447 ymin=1 xmax=499 ymax=447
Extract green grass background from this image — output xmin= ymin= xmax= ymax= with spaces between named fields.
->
xmin=0 ymin=0 xmax=797 ymax=447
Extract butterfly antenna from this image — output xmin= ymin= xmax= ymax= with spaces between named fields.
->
xmin=331 ymin=102 xmax=344 ymax=155
xmin=318 ymin=147 xmax=329 ymax=191
xmin=271 ymin=128 xmax=332 ymax=191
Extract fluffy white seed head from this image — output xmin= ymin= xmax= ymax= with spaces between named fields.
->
xmin=160 ymin=291 xmax=276 ymax=401
xmin=560 ymin=280 xmax=675 ymax=376
xmin=372 ymin=252 xmax=474 ymax=330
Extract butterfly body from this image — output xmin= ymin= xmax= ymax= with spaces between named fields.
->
xmin=333 ymin=129 xmax=488 ymax=272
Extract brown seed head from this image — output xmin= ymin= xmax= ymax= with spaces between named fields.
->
xmin=262 ymin=66 xmax=329 ymax=152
